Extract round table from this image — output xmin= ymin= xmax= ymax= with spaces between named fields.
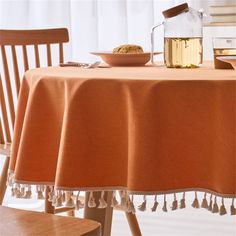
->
xmin=8 ymin=63 xmax=236 ymax=232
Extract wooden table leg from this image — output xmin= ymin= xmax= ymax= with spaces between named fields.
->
xmin=45 ymin=186 xmax=54 ymax=214
xmin=84 ymin=191 xmax=113 ymax=236
xmin=65 ymin=192 xmax=75 ymax=217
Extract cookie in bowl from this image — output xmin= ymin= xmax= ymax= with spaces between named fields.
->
xmin=113 ymin=44 xmax=144 ymax=54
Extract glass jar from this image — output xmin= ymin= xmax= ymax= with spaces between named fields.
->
xmin=151 ymin=3 xmax=204 ymax=68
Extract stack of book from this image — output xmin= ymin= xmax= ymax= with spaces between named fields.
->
xmin=209 ymin=5 xmax=236 ymax=23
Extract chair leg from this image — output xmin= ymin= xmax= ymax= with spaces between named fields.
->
xmin=118 ymin=191 xmax=142 ymax=236
xmin=0 ymin=156 xmax=10 ymax=205
xmin=125 ymin=212 xmax=142 ymax=236
xmin=67 ymin=209 xmax=75 ymax=217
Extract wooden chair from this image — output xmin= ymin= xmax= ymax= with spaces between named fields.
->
xmin=0 ymin=28 xmax=141 ymax=236
xmin=0 ymin=28 xmax=69 ymax=208
xmin=0 ymin=206 xmax=101 ymax=236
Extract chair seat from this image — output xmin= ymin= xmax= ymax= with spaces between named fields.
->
xmin=0 ymin=206 xmax=101 ymax=236
xmin=0 ymin=143 xmax=11 ymax=156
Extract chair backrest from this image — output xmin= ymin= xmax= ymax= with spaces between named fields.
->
xmin=0 ymin=28 xmax=69 ymax=136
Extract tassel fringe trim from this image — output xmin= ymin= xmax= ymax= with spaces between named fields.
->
xmin=7 ymin=171 xmax=236 ymax=216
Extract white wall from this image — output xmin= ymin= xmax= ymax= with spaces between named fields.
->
xmin=0 ymin=0 xmax=235 ymax=63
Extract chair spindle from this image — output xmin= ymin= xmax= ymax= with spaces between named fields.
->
xmin=11 ymin=46 xmax=20 ymax=95
xmin=0 ymin=78 xmax=12 ymax=143
xmin=34 ymin=44 xmax=40 ymax=68
xmin=46 ymin=44 xmax=52 ymax=66
xmin=1 ymin=46 xmax=15 ymax=126
xmin=22 ymin=45 xmax=29 ymax=72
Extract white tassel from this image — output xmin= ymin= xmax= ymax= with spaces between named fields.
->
xmin=64 ymin=191 xmax=75 ymax=208
xmin=48 ymin=186 xmax=54 ymax=202
xmin=191 ymin=191 xmax=200 ymax=208
xmin=208 ymin=194 xmax=213 ymax=211
xmin=20 ymin=186 xmax=25 ymax=198
xmin=7 ymin=171 xmax=14 ymax=187
xmin=231 ymin=198 xmax=236 ymax=215
xmin=14 ymin=184 xmax=22 ymax=198
xmin=98 ymin=191 xmax=107 ymax=208
xmin=88 ymin=191 xmax=96 ymax=208
xmin=111 ymin=191 xmax=119 ymax=207
xmin=127 ymin=195 xmax=136 ymax=214
xmin=171 ymin=193 xmax=178 ymax=210
xmin=201 ymin=193 xmax=208 ymax=209
xmin=179 ymin=192 xmax=186 ymax=209
xmin=212 ymin=196 xmax=219 ymax=213
xmin=75 ymin=191 xmax=84 ymax=210
xmin=120 ymin=190 xmax=128 ymax=209
xmin=11 ymin=187 xmax=15 ymax=197
xmin=37 ymin=191 xmax=44 ymax=200
xmin=151 ymin=195 xmax=158 ymax=212
xmin=52 ymin=194 xmax=58 ymax=207
xmin=219 ymin=198 xmax=227 ymax=216
xmin=61 ymin=192 xmax=66 ymax=202
xmin=36 ymin=186 xmax=44 ymax=200
xmin=54 ymin=194 xmax=63 ymax=207
xmin=138 ymin=195 xmax=147 ymax=211
xmin=162 ymin=195 xmax=168 ymax=212
xmin=23 ymin=185 xmax=32 ymax=199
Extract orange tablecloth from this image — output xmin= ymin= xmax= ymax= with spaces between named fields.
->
xmin=9 ymin=63 xmax=236 ymax=214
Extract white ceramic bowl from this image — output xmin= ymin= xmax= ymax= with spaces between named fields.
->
xmin=91 ymin=52 xmax=162 ymax=67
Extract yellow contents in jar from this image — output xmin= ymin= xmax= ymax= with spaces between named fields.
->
xmin=164 ymin=37 xmax=203 ymax=68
